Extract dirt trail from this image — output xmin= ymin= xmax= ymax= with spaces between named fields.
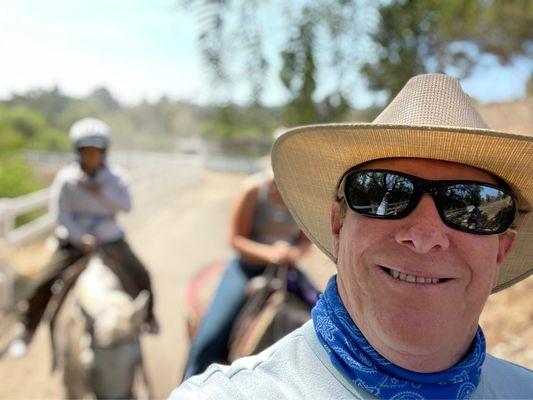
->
xmin=0 ymin=167 xmax=532 ymax=399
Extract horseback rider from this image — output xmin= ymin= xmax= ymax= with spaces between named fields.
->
xmin=8 ymin=117 xmax=159 ymax=357
xmin=182 ymin=151 xmax=319 ymax=380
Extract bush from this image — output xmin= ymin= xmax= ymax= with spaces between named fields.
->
xmin=0 ymin=105 xmax=69 ymax=153
xmin=16 ymin=209 xmax=47 ymax=228
xmin=0 ymin=155 xmax=43 ymax=198
xmin=0 ymin=155 xmax=45 ymax=228
xmin=25 ymin=127 xmax=70 ymax=151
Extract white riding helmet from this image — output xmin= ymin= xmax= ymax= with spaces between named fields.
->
xmin=69 ymin=117 xmax=110 ymax=150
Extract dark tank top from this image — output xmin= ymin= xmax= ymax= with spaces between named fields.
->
xmin=249 ymin=181 xmax=301 ymax=246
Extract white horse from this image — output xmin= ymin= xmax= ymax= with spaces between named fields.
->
xmin=55 ymin=255 xmax=151 ymax=399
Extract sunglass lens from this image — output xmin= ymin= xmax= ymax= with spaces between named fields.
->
xmin=441 ymin=184 xmax=515 ymax=233
xmin=346 ymin=171 xmax=414 ymax=216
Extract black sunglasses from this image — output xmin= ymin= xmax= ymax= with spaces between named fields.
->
xmin=337 ymin=169 xmax=517 ymax=235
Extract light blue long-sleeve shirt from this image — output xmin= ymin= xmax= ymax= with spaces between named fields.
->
xmin=50 ymin=162 xmax=131 ymax=245
xmin=170 ymin=320 xmax=533 ymax=399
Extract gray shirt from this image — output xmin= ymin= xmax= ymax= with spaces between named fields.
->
xmin=170 ymin=320 xmax=533 ymax=399
xmin=50 ymin=162 xmax=131 ymax=245
xmin=250 ymin=180 xmax=301 ymax=246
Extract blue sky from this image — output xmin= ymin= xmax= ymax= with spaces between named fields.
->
xmin=0 ymin=0 xmax=531 ymax=107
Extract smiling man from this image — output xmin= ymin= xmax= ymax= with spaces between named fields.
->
xmin=331 ymin=158 xmax=516 ymax=375
xmin=170 ymin=74 xmax=532 ymax=399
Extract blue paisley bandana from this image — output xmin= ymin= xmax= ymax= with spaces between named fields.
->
xmin=312 ymin=276 xmax=486 ymax=399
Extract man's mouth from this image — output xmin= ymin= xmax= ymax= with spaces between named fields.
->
xmin=381 ymin=266 xmax=451 ymax=284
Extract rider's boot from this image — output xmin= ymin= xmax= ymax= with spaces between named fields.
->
xmin=143 ymin=315 xmax=160 ymax=335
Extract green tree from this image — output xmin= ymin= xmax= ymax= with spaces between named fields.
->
xmin=363 ymin=0 xmax=533 ymax=102
xmin=57 ymin=98 xmax=107 ymax=130
xmin=279 ymin=9 xmax=351 ymax=126
xmin=200 ymin=103 xmax=279 ymax=140
xmin=0 ymin=106 xmax=45 ymax=199
xmin=183 ymin=0 xmax=532 ymax=117
xmin=6 ymin=86 xmax=70 ymax=126
xmin=182 ymin=0 xmax=366 ymax=125
xmin=6 ymin=106 xmax=48 ymax=139
xmin=90 ymin=87 xmax=121 ymax=112
xmin=280 ymin=6 xmax=318 ymax=125
xmin=0 ymin=105 xmax=69 ymax=151
xmin=0 ymin=156 xmax=43 ymax=198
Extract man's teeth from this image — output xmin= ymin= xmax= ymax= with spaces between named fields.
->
xmin=388 ymin=268 xmax=440 ymax=284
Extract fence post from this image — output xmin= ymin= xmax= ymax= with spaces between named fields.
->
xmin=0 ymin=207 xmax=16 ymax=240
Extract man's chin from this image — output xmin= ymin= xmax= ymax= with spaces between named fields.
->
xmin=372 ymin=313 xmax=453 ymax=355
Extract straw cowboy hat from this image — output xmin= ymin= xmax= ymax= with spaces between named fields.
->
xmin=272 ymin=73 xmax=532 ymax=293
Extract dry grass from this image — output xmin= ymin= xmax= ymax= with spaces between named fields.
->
xmin=481 ymin=278 xmax=533 ymax=367
xmin=477 ymin=99 xmax=533 ymax=136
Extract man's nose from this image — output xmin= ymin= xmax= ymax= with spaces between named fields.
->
xmin=394 ymin=195 xmax=450 ymax=253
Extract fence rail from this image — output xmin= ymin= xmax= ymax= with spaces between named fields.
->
xmin=0 ymin=188 xmax=53 ymax=246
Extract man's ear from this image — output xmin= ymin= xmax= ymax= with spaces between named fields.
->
xmin=331 ymin=201 xmax=343 ymax=258
xmin=497 ymin=229 xmax=517 ymax=265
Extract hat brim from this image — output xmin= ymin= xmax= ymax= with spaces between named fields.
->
xmin=272 ymin=123 xmax=533 ymax=293
xmin=76 ymin=137 xmax=108 ymax=150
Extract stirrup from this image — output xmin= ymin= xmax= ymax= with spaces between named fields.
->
xmin=142 ymin=319 xmax=160 ymax=335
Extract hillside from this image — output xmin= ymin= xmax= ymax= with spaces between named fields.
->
xmin=477 ymin=98 xmax=533 ymax=135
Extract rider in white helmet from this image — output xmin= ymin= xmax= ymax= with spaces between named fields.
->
xmin=70 ymin=117 xmax=110 ymax=152
xmin=8 ymin=117 xmax=159 ymax=358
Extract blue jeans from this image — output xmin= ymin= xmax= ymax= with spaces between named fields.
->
xmin=183 ymin=258 xmax=265 ymax=379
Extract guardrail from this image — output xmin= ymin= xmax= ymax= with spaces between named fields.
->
xmin=21 ymin=150 xmax=261 ymax=173
xmin=0 ymin=188 xmax=54 ymax=246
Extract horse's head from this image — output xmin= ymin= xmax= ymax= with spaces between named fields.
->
xmin=69 ymin=257 xmax=151 ymax=399
xmin=73 ymin=289 xmax=149 ymax=399
xmin=86 ymin=290 xmax=149 ymax=348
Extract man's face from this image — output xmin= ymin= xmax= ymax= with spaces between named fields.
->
xmin=331 ymin=158 xmax=516 ymax=369
xmin=79 ymin=147 xmax=105 ymax=175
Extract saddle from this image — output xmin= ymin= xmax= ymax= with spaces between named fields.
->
xmin=228 ymin=265 xmax=316 ymax=361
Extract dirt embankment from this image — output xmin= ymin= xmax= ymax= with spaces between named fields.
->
xmin=477 ymin=99 xmax=533 ymax=135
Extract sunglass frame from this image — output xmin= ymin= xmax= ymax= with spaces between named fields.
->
xmin=337 ymin=169 xmax=517 ymax=235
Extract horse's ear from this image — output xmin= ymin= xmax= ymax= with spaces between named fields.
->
xmin=130 ymin=290 xmax=149 ymax=327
